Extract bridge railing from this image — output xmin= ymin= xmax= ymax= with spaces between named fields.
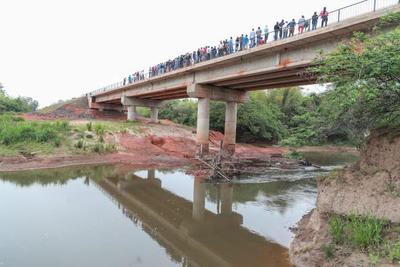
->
xmin=88 ymin=0 xmax=399 ymax=97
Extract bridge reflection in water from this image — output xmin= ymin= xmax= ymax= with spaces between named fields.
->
xmin=92 ymin=169 xmax=292 ymax=267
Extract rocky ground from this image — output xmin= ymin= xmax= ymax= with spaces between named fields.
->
xmin=290 ymin=130 xmax=400 ymax=267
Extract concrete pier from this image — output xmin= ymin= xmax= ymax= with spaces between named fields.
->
xmin=127 ymin=106 xmax=137 ymax=121
xmin=223 ymin=102 xmax=238 ymax=155
xmin=150 ymin=107 xmax=159 ymax=123
xmin=196 ymin=98 xmax=210 ymax=156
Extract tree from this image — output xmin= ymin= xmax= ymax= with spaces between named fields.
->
xmin=309 ymin=18 xmax=400 ymax=138
xmin=0 ymin=84 xmax=39 ymax=113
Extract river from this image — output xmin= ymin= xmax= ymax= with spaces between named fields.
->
xmin=0 ymin=152 xmax=358 ymax=267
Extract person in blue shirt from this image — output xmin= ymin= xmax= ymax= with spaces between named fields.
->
xmin=311 ymin=12 xmax=319 ymax=30
xmin=288 ymin=19 xmax=296 ymax=37
xmin=243 ymin=34 xmax=249 ymax=49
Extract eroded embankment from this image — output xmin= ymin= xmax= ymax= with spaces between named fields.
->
xmin=290 ymin=131 xmax=400 ymax=267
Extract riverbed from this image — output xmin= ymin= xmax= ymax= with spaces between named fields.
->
xmin=0 ymin=152 xmax=358 ymax=267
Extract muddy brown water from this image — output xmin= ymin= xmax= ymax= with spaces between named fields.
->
xmin=0 ymin=152 xmax=358 ymax=267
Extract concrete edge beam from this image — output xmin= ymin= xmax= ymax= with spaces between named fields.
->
xmin=121 ymin=96 xmax=165 ymax=108
xmin=187 ymin=84 xmax=248 ymax=103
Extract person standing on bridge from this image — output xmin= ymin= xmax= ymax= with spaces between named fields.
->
xmin=311 ymin=12 xmax=319 ymax=30
xmin=274 ymin=22 xmax=280 ymax=41
xmin=298 ymin=15 xmax=306 ymax=34
xmin=229 ymin=37 xmax=234 ymax=54
xmin=283 ymin=21 xmax=289 ymax=39
xmin=243 ymin=34 xmax=249 ymax=50
xmin=264 ymin=25 xmax=269 ymax=42
xmin=279 ymin=20 xmax=285 ymax=39
xmin=320 ymin=7 xmax=329 ymax=27
xmin=288 ymin=19 xmax=296 ymax=37
xmin=250 ymin=29 xmax=256 ymax=48
xmin=235 ymin=37 xmax=240 ymax=52
xmin=256 ymin=27 xmax=262 ymax=45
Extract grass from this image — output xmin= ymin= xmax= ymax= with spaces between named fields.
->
xmin=0 ymin=115 xmax=120 ymax=156
xmin=327 ymin=213 xmax=400 ymax=264
xmin=321 ymin=244 xmax=335 ymax=259
xmin=0 ymin=115 xmax=71 ymax=156
xmin=329 ymin=214 xmax=387 ymax=249
xmin=388 ymin=241 xmax=400 ymax=264
xmin=75 ymin=120 xmax=139 ymax=134
xmin=329 ymin=216 xmax=346 ymax=243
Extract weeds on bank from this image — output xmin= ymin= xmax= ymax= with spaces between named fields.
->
xmin=329 ymin=214 xmax=387 ymax=249
xmin=321 ymin=244 xmax=335 ymax=258
xmin=325 ymin=213 xmax=400 ymax=264
xmin=0 ymin=115 xmax=70 ymax=155
xmin=74 ymin=122 xmax=117 ymax=154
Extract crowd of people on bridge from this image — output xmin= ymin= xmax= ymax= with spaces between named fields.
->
xmin=119 ymin=7 xmax=330 ymax=87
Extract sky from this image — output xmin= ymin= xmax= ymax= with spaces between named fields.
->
xmin=0 ymin=0 xmax=360 ymax=107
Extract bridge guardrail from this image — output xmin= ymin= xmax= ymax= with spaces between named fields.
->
xmin=88 ymin=0 xmax=399 ymax=97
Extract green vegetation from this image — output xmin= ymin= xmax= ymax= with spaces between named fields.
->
xmin=321 ymin=244 xmax=335 ymax=259
xmin=0 ymin=114 xmax=124 ymax=156
xmin=0 ymin=84 xmax=38 ymax=113
xmin=327 ymin=213 xmax=400 ymax=264
xmin=159 ymin=87 xmax=365 ymax=146
xmin=309 ymin=19 xmax=400 ymax=139
xmin=388 ymin=241 xmax=400 ymax=264
xmin=0 ymin=115 xmax=70 ymax=154
xmin=329 ymin=214 xmax=387 ymax=249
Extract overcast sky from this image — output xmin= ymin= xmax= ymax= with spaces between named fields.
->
xmin=0 ymin=0 xmax=365 ymax=107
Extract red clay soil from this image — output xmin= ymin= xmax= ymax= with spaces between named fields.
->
xmin=0 ymin=129 xmax=287 ymax=172
xmin=0 ymin=135 xmax=195 ymax=172
xmin=3 ymin=100 xmax=288 ymax=171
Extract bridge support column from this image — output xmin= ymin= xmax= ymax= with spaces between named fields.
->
xmin=127 ymin=106 xmax=137 ymax=121
xmin=196 ymin=98 xmax=210 ymax=156
xmin=150 ymin=107 xmax=159 ymax=123
xmin=223 ymin=102 xmax=238 ymax=155
xmin=188 ymin=83 xmax=247 ymax=156
xmin=121 ymin=96 xmax=164 ymax=122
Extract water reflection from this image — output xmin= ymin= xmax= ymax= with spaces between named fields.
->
xmin=0 ymin=165 xmax=323 ymax=267
xmin=95 ymin=169 xmax=292 ymax=267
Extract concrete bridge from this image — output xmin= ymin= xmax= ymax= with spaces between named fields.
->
xmin=92 ymin=170 xmax=292 ymax=267
xmin=87 ymin=4 xmax=399 ymax=155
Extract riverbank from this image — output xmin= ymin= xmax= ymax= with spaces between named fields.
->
xmin=0 ymin=117 xmax=291 ymax=172
xmin=290 ymin=130 xmax=400 ymax=266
